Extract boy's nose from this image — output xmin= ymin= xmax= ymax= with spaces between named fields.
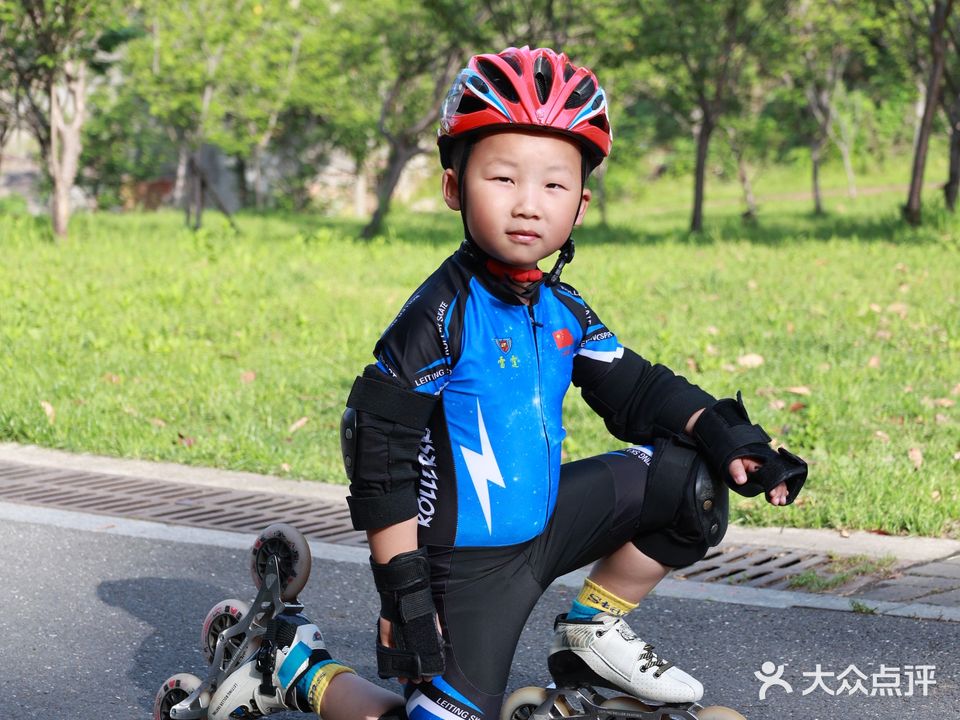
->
xmin=512 ymin=186 xmax=541 ymax=218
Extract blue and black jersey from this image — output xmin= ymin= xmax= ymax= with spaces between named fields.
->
xmin=348 ymin=242 xmax=715 ymax=548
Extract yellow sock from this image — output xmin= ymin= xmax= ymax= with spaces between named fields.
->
xmin=570 ymin=577 xmax=639 ymax=619
xmin=304 ymin=660 xmax=356 ymax=715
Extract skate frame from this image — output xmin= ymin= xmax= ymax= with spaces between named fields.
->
xmin=536 ymin=685 xmax=707 ymax=720
xmin=170 ymin=554 xmax=303 ymax=720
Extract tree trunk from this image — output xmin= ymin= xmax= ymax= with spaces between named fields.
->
xmin=904 ymin=0 xmax=954 ymax=226
xmin=690 ymin=115 xmax=715 ymax=233
xmin=235 ymin=154 xmax=249 ymax=209
xmin=47 ymin=61 xmax=86 ymax=239
xmin=193 ymin=153 xmax=205 ymax=230
xmin=361 ymin=143 xmax=420 ymax=239
xmin=912 ymin=80 xmax=927 ymax=154
xmin=736 ymin=153 xmax=758 ymax=223
xmin=252 ymin=146 xmax=265 ymax=210
xmin=0 ymin=117 xmax=10 ymax=177
xmin=726 ymin=126 xmax=757 ymax=222
xmin=173 ymin=142 xmax=189 ymax=208
xmin=946 ymin=98 xmax=960 ymax=211
xmin=184 ymin=160 xmax=195 ymax=227
xmin=354 ymin=154 xmax=368 ymax=218
xmin=811 ymin=139 xmax=825 ymax=215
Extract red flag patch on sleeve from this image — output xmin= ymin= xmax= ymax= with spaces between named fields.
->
xmin=552 ymin=328 xmax=574 ymax=349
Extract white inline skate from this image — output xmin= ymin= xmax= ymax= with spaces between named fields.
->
xmin=500 ymin=613 xmax=747 ymax=720
xmin=153 ymin=523 xmax=318 ymax=720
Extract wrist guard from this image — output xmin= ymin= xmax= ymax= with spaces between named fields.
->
xmin=370 ymin=547 xmax=444 ymax=679
xmin=692 ymin=391 xmax=808 ymax=505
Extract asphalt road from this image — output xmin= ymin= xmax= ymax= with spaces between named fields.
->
xmin=2 ymin=511 xmax=957 ymax=720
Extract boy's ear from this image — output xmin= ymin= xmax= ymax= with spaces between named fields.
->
xmin=574 ymin=187 xmax=592 ymax=226
xmin=441 ymin=169 xmax=461 ymax=211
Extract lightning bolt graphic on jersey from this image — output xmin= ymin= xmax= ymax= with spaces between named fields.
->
xmin=460 ymin=398 xmax=505 ymax=534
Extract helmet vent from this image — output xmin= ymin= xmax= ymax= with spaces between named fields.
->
xmin=502 ymin=53 xmax=522 ymax=76
xmin=468 ymin=75 xmax=490 ymax=94
xmin=563 ymin=63 xmax=575 ymax=82
xmin=457 ymin=94 xmax=488 ymax=115
xmin=589 ymin=115 xmax=609 ymax=132
xmin=477 ymin=58 xmax=520 ymax=102
xmin=533 ymin=55 xmax=553 ymax=104
xmin=564 ymin=76 xmax=596 ymax=109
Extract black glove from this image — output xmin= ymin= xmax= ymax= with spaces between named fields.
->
xmin=370 ymin=547 xmax=445 ymax=679
xmin=692 ymin=391 xmax=807 ymax=505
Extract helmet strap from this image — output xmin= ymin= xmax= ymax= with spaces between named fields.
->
xmin=457 ymin=141 xmax=475 ymax=244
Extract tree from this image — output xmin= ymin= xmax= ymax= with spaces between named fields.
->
xmin=600 ymin=0 xmax=791 ymax=232
xmin=943 ymin=16 xmax=960 ymax=210
xmin=125 ymin=0 xmax=252 ymax=218
xmin=896 ymin=0 xmax=956 ymax=225
xmin=0 ymin=0 xmax=124 ymax=237
xmin=722 ymin=77 xmax=785 ymax=221
xmin=78 ymin=82 xmax=175 ymax=207
xmin=829 ymin=83 xmax=869 ymax=197
xmin=213 ymin=0 xmax=317 ymax=209
xmin=344 ymin=0 xmax=467 ymax=239
xmin=891 ymin=0 xmax=960 ymax=211
xmin=0 ymin=6 xmax=19 ymax=175
xmin=782 ymin=0 xmax=882 ymax=215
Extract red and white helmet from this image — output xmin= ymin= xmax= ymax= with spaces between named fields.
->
xmin=438 ymin=46 xmax=612 ymax=170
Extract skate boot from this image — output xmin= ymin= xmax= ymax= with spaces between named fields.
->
xmin=548 ymin=612 xmax=703 ymax=704
xmin=207 ymin=612 xmax=330 ymax=719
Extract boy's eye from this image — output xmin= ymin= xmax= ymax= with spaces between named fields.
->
xmin=495 ymin=176 xmax=513 ymax=184
xmin=546 ymin=183 xmax=567 ymax=190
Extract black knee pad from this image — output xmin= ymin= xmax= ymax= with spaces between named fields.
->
xmin=633 ymin=437 xmax=729 ymax=568
xmin=688 ymin=456 xmax=729 ymax=548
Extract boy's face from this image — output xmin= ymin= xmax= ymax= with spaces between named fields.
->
xmin=442 ymin=130 xmax=591 ymax=269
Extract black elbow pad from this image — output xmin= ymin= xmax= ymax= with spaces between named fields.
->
xmin=343 ymin=373 xmax=438 ymax=530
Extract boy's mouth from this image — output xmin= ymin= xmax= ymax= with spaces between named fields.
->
xmin=506 ymin=229 xmax=542 ymax=243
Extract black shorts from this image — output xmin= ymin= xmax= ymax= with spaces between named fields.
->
xmin=403 ymin=441 xmax=723 ymax=720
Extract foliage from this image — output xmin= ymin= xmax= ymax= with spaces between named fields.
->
xmin=0 ymin=0 xmax=126 ymax=151
xmin=78 ymin=83 xmax=176 ymax=207
xmin=6 ymin=0 xmax=953 ymax=228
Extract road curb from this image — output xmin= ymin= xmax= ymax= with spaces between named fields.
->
xmin=3 ymin=442 xmax=957 ymax=565
xmin=0 ymin=442 xmax=349 ymax=503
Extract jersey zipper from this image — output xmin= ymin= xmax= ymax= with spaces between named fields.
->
xmin=527 ymin=302 xmax=552 ymax=528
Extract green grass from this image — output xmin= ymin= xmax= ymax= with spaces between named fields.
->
xmin=787 ymin=554 xmax=898 ymax=593
xmin=1 ymin=174 xmax=959 ymax=538
xmin=849 ymin=600 xmax=879 ymax=615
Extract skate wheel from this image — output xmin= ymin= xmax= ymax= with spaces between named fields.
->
xmin=599 ymin=696 xmax=656 ymax=713
xmin=153 ymin=672 xmax=208 ymax=720
xmin=500 ymin=687 xmax=550 ymax=720
xmin=696 ymin=707 xmax=747 ymax=720
xmin=201 ymin=598 xmax=251 ymax=666
xmin=250 ymin=522 xmax=311 ymax=601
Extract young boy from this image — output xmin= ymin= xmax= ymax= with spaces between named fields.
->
xmin=208 ymin=46 xmax=806 ymax=720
